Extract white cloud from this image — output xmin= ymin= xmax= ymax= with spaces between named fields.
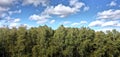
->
xmin=69 ymin=0 xmax=78 ymax=6
xmin=0 ymin=7 xmax=9 ymax=12
xmin=89 ymin=9 xmax=120 ymax=31
xmin=2 ymin=16 xmax=21 ymax=24
xmin=20 ymin=24 xmax=33 ymax=29
xmin=71 ymin=20 xmax=87 ymax=26
xmin=43 ymin=4 xmax=84 ymax=17
xmin=89 ymin=20 xmax=120 ymax=27
xmin=50 ymin=20 xmax=55 ymax=24
xmin=13 ymin=18 xmax=20 ymax=23
xmin=97 ymin=9 xmax=120 ymax=20
xmin=9 ymin=10 xmax=21 ymax=15
xmin=29 ymin=0 xmax=86 ymax=24
xmin=71 ymin=23 xmax=80 ymax=26
xmin=0 ymin=0 xmax=20 ymax=17
xmin=36 ymin=19 xmax=48 ymax=24
xmin=63 ymin=21 xmax=71 ymax=24
xmin=89 ymin=20 xmax=104 ymax=27
xmin=29 ymin=14 xmax=50 ymax=24
xmin=3 ymin=17 xmax=21 ymax=28
xmin=22 ymin=0 xmax=49 ymax=7
xmin=0 ymin=7 xmax=9 ymax=18
xmin=109 ymin=1 xmax=117 ymax=7
xmin=42 ymin=0 xmax=85 ymax=18
xmin=95 ymin=27 xmax=120 ymax=32
xmin=28 ymin=0 xmax=87 ymax=24
xmin=80 ymin=20 xmax=87 ymax=24
xmin=69 ymin=0 xmax=85 ymax=9
xmin=102 ymin=21 xmax=119 ymax=27
xmin=10 ymin=23 xmax=18 ymax=27
xmin=83 ymin=6 xmax=90 ymax=11
xmin=0 ymin=0 xmax=17 ymax=20
xmin=29 ymin=14 xmax=50 ymax=20
xmin=0 ymin=0 xmax=16 ymax=6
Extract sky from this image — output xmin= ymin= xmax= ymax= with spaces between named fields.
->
xmin=0 ymin=0 xmax=120 ymax=31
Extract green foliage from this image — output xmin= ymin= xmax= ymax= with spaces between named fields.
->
xmin=0 ymin=25 xmax=120 ymax=57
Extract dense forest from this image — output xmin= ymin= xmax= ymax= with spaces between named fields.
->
xmin=0 ymin=25 xmax=120 ymax=57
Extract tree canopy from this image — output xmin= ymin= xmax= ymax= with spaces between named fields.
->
xmin=0 ymin=25 xmax=120 ymax=57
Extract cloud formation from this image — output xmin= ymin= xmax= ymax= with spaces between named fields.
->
xmin=42 ymin=0 xmax=85 ymax=17
xmin=97 ymin=9 xmax=120 ymax=20
xmin=50 ymin=20 xmax=55 ymax=24
xmin=89 ymin=20 xmax=120 ymax=27
xmin=89 ymin=20 xmax=104 ymax=27
xmin=108 ymin=1 xmax=117 ymax=7
xmin=29 ymin=14 xmax=50 ymax=24
xmin=83 ymin=6 xmax=90 ymax=11
xmin=63 ymin=21 xmax=71 ymax=25
xmin=29 ymin=0 xmax=87 ymax=24
xmin=71 ymin=20 xmax=87 ymax=26
xmin=22 ymin=0 xmax=49 ymax=7
xmin=89 ymin=9 xmax=120 ymax=28
xmin=8 ymin=10 xmax=21 ymax=15
xmin=0 ymin=0 xmax=16 ymax=6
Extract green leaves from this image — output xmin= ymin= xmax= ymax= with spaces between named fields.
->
xmin=0 ymin=25 xmax=120 ymax=57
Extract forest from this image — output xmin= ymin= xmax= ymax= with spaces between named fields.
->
xmin=0 ymin=25 xmax=120 ymax=57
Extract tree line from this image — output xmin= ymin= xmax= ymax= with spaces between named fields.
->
xmin=0 ymin=25 xmax=120 ymax=57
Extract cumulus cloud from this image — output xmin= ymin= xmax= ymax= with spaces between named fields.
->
xmin=41 ymin=0 xmax=85 ymax=17
xmin=1 ymin=16 xmax=21 ymax=26
xmin=43 ymin=4 xmax=77 ymax=17
xmin=43 ymin=3 xmax=84 ymax=17
xmin=102 ymin=21 xmax=119 ymax=27
xmin=13 ymin=18 xmax=20 ymax=23
xmin=29 ymin=0 xmax=86 ymax=24
xmin=9 ymin=23 xmax=18 ymax=27
xmin=97 ymin=9 xmax=120 ymax=20
xmin=29 ymin=14 xmax=50 ymax=24
xmin=69 ymin=0 xmax=85 ymax=8
xmin=8 ymin=18 xmax=21 ymax=28
xmin=89 ymin=9 xmax=120 ymax=28
xmin=0 ymin=0 xmax=16 ymax=6
xmin=89 ymin=20 xmax=120 ymax=27
xmin=22 ymin=0 xmax=49 ymax=7
xmin=89 ymin=20 xmax=104 ymax=27
xmin=108 ymin=1 xmax=117 ymax=7
xmin=0 ymin=0 xmax=19 ymax=21
xmin=50 ymin=20 xmax=55 ymax=24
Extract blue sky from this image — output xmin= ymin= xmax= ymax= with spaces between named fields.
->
xmin=0 ymin=0 xmax=120 ymax=31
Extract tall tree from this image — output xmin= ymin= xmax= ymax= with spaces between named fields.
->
xmin=15 ymin=26 xmax=28 ymax=57
xmin=32 ymin=25 xmax=53 ymax=57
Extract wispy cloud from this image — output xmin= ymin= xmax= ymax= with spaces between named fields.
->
xmin=50 ymin=20 xmax=55 ymax=24
xmin=108 ymin=1 xmax=117 ymax=7
xmin=8 ymin=9 xmax=21 ymax=15
xmin=71 ymin=20 xmax=87 ymax=26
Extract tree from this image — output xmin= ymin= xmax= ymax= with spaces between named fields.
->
xmin=0 ymin=25 xmax=120 ymax=57
xmin=15 ymin=26 xmax=28 ymax=57
xmin=32 ymin=25 xmax=53 ymax=57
